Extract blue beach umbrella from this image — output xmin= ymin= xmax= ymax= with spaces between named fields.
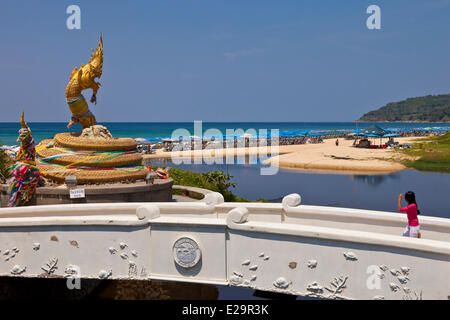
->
xmin=145 ymin=137 xmax=161 ymax=141
xmin=432 ymin=128 xmax=449 ymax=132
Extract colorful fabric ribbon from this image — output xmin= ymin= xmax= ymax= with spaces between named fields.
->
xmin=7 ymin=129 xmax=41 ymax=207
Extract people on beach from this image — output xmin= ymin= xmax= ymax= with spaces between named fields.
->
xmin=398 ymin=191 xmax=420 ymax=238
xmin=335 ymin=139 xmax=339 ymax=146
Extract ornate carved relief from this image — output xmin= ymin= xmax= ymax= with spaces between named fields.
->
xmin=241 ymin=259 xmax=250 ymax=266
xmin=403 ymin=290 xmax=422 ymax=300
xmin=11 ymin=265 xmax=26 ymax=275
xmin=343 ymin=252 xmax=358 ymax=261
xmin=230 ymin=274 xmax=243 ymax=285
xmin=305 ymin=276 xmax=349 ymax=300
xmin=119 ymin=242 xmax=127 ymax=250
xmin=390 ymin=268 xmax=401 ymax=276
xmin=128 ymin=261 xmax=137 ymax=278
xmin=173 ymin=237 xmax=201 ymax=269
xmin=41 ymin=258 xmax=58 ymax=275
xmin=325 ymin=276 xmax=348 ymax=296
xmin=273 ymin=277 xmax=291 ymax=289
xmin=99 ymin=269 xmax=112 ymax=279
xmin=389 ymin=283 xmax=401 ymax=292
xmin=64 ymin=265 xmax=79 ymax=277
xmin=307 ymin=260 xmax=317 ymax=269
xmin=401 ymin=267 xmax=410 ymax=275
xmin=306 ymin=282 xmax=324 ymax=295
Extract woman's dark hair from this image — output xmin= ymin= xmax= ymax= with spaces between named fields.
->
xmin=405 ymin=191 xmax=420 ymax=215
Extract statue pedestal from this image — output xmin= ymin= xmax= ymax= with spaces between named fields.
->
xmin=0 ymin=180 xmax=173 ymax=207
xmin=36 ymin=130 xmax=148 ymax=184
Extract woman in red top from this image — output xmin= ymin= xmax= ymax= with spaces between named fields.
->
xmin=398 ymin=191 xmax=420 ymax=238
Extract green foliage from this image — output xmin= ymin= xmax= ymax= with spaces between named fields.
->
xmin=360 ymin=94 xmax=450 ymax=122
xmin=0 ymin=148 xmax=12 ymax=180
xmin=202 ymin=171 xmax=236 ymax=195
xmin=400 ymin=132 xmax=450 ymax=173
xmin=166 ymin=167 xmax=250 ymax=202
xmin=0 ymin=139 xmax=12 ymax=180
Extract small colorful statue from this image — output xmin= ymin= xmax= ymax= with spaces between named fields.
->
xmin=66 ymin=34 xmax=103 ymax=129
xmin=7 ymin=112 xmax=41 ymax=207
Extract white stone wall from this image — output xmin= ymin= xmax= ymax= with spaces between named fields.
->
xmin=0 ymin=193 xmax=448 ymax=300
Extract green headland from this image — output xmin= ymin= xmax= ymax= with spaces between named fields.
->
xmin=360 ymin=94 xmax=450 ymax=122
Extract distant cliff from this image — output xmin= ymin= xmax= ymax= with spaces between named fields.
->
xmin=360 ymin=94 xmax=450 ymax=122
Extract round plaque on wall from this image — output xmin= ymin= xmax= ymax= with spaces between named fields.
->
xmin=173 ymin=237 xmax=201 ymax=268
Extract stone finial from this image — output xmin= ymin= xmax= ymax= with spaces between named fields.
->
xmin=282 ymin=193 xmax=301 ymax=210
xmin=136 ymin=205 xmax=160 ymax=220
xmin=227 ymin=207 xmax=249 ymax=224
xmin=203 ymin=192 xmax=225 ymax=206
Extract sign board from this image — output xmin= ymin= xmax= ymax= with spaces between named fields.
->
xmin=69 ymin=188 xmax=85 ymax=199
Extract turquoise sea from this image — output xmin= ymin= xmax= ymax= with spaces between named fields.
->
xmin=1 ymin=121 xmax=448 ymax=146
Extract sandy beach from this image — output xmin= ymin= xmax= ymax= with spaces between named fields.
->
xmin=143 ymin=137 xmax=422 ymax=174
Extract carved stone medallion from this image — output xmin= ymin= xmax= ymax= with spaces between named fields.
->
xmin=173 ymin=237 xmax=201 ymax=268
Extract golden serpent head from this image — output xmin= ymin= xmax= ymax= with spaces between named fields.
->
xmin=87 ymin=33 xmax=103 ymax=79
xmin=68 ymin=34 xmax=103 ymax=89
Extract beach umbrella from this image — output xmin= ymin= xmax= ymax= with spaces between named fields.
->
xmin=363 ymin=125 xmax=387 ymax=146
xmin=363 ymin=125 xmax=386 ymax=136
xmin=432 ymin=128 xmax=448 ymax=132
xmin=292 ymin=130 xmax=309 ymax=135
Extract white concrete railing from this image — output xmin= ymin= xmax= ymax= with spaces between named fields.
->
xmin=0 ymin=193 xmax=448 ymax=300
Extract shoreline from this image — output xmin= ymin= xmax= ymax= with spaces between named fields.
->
xmin=143 ymin=137 xmax=422 ymax=174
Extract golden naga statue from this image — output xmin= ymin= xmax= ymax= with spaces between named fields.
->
xmin=66 ymin=34 xmax=103 ymax=129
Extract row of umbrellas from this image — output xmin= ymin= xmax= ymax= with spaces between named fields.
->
xmin=136 ymin=125 xmax=448 ymax=144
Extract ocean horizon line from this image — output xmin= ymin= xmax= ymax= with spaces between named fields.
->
xmin=1 ymin=121 xmax=449 ymax=124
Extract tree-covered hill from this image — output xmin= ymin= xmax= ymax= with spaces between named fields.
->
xmin=360 ymin=94 xmax=450 ymax=122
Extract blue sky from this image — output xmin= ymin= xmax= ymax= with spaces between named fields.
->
xmin=0 ymin=0 xmax=449 ymax=122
